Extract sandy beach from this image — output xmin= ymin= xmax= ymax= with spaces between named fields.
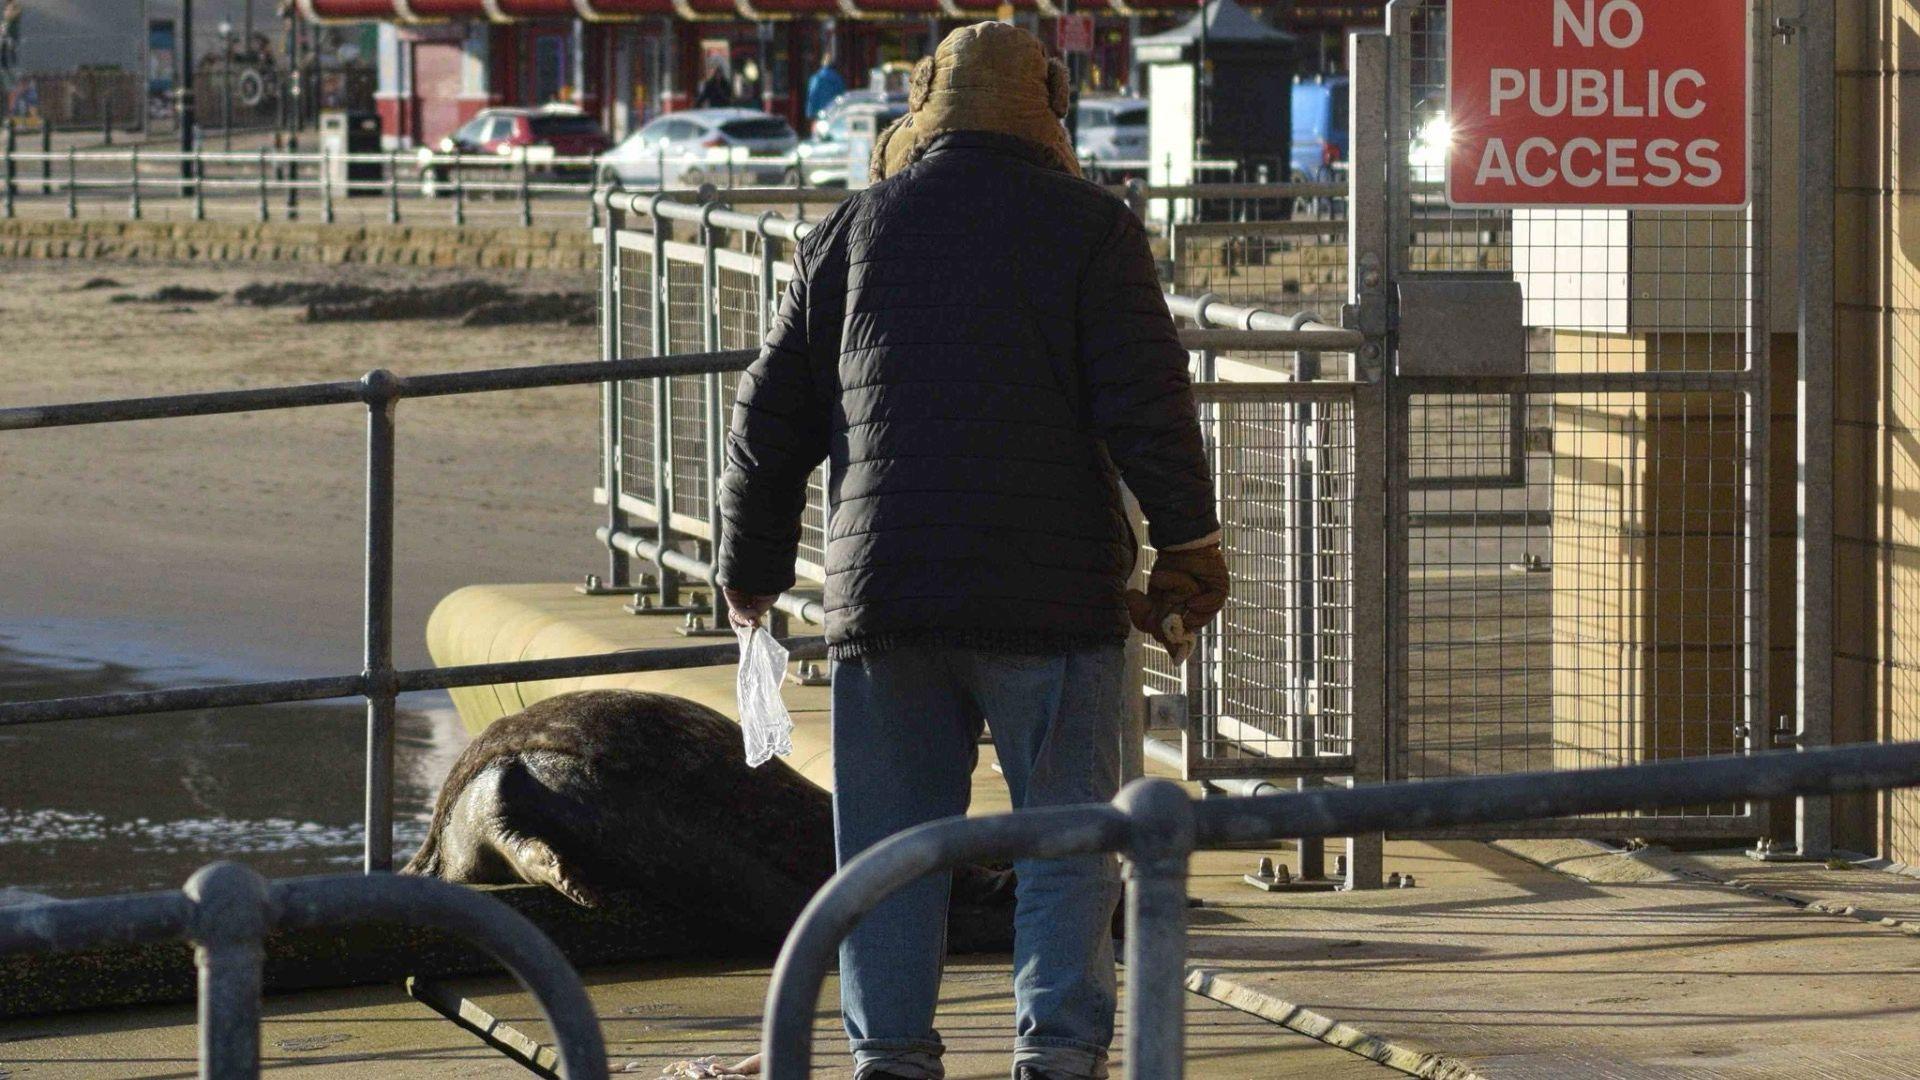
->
xmin=1 ymin=258 xmax=605 ymax=676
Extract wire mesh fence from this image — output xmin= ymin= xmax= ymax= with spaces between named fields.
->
xmin=1383 ymin=0 xmax=1770 ymax=834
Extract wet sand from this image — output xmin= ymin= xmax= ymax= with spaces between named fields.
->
xmin=1 ymin=258 xmax=605 ymax=894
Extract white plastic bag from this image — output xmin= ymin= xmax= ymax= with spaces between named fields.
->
xmin=734 ymin=623 xmax=793 ymax=767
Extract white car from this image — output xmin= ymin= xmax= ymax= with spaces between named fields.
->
xmin=1073 ymin=97 xmax=1149 ymax=171
xmin=604 ymin=109 xmax=801 ymax=188
xmin=795 ymin=101 xmax=909 ymax=187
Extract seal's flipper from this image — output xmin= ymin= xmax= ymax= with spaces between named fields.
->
xmin=486 ymin=757 xmax=621 ymax=907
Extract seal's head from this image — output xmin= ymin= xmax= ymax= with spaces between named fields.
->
xmin=869 ymin=21 xmax=1079 ymax=183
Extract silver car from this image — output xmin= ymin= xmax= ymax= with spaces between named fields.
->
xmin=604 ymin=108 xmax=800 ymax=188
xmin=794 ymin=101 xmax=909 ymax=188
xmin=1073 ymin=97 xmax=1149 ymax=172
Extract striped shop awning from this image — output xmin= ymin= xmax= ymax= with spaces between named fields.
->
xmin=298 ymin=0 xmax=1197 ymax=21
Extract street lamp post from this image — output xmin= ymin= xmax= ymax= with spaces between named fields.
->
xmin=179 ymin=0 xmax=196 ymax=192
xmin=219 ymin=20 xmax=234 ymax=152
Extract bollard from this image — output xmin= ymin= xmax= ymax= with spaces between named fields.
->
xmin=184 ymin=863 xmax=271 ymax=1080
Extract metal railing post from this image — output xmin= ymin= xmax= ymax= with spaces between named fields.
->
xmin=129 ymin=145 xmax=141 ymax=220
xmin=40 ymin=121 xmax=51 ymax=195
xmin=1795 ymin=0 xmax=1837 ymax=860
xmin=1118 ymin=782 xmax=1194 ymax=1080
xmin=1343 ymin=27 xmax=1392 ymax=892
xmin=387 ymin=150 xmax=400 ymax=224
xmin=193 ymin=148 xmax=207 ymax=221
xmin=518 ymin=153 xmax=533 ymax=228
xmin=601 ymin=197 xmax=632 ymax=589
xmin=65 ymin=146 xmax=76 ymax=218
xmin=452 ymin=151 xmax=466 ymax=227
xmin=3 ymin=121 xmax=15 ymax=219
xmin=184 ymin=862 xmax=270 ymax=1080
xmin=321 ymin=148 xmax=335 ymax=225
xmin=360 ymin=370 xmax=401 ymax=873
xmin=286 ymin=132 xmax=300 ymax=220
xmin=256 ymin=148 xmax=269 ymax=223
xmin=701 ymin=204 xmax=725 ymax=629
xmin=649 ymin=202 xmax=678 ymax=608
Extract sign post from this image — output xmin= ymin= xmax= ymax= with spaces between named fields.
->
xmin=1057 ymin=13 xmax=1095 ymax=56
xmin=1446 ymin=0 xmax=1750 ymax=208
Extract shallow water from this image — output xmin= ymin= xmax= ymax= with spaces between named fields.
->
xmin=0 ymin=624 xmax=466 ymax=898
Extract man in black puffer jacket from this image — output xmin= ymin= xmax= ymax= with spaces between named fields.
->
xmin=718 ymin=22 xmax=1227 ymax=1080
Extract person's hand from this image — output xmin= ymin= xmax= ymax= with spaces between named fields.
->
xmin=724 ymin=588 xmax=779 ymax=630
xmin=1125 ymin=544 xmax=1229 ymax=661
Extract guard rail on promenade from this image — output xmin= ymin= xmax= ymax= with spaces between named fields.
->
xmin=4 ymin=743 xmax=1917 ymax=1079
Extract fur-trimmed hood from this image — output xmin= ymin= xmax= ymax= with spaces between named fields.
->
xmin=869 ymin=21 xmax=1080 ymax=183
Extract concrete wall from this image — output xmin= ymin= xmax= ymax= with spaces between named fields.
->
xmin=1833 ymin=0 xmax=1919 ymax=862
xmin=0 ymin=218 xmax=596 ymax=270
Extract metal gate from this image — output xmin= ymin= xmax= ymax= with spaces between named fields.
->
xmin=1363 ymin=0 xmax=1774 ymax=840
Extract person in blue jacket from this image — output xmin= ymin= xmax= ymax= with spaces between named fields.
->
xmin=805 ymin=53 xmax=846 ymax=121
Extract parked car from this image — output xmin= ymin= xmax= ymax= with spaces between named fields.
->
xmin=809 ymin=89 xmax=901 ymax=138
xmin=793 ymin=99 xmax=908 ymax=187
xmin=602 ymin=108 xmax=801 ymax=189
xmin=1072 ymin=96 xmax=1149 ymax=174
xmin=1290 ymin=76 xmax=1349 ymax=184
xmin=418 ymin=105 xmax=611 ymax=195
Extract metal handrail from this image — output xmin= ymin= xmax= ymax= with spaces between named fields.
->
xmin=0 ymin=346 xmax=785 ymax=874
xmin=762 ymin=742 xmax=1920 ymax=1079
xmin=0 ymin=862 xmax=609 ymax=1080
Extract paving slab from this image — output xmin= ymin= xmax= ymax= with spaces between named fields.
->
xmin=0 ymin=956 xmax=1398 ymax=1079
xmin=1181 ymin=840 xmax=1920 ymax=1079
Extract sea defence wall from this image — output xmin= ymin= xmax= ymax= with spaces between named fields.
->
xmin=0 ymin=218 xmax=597 ymax=270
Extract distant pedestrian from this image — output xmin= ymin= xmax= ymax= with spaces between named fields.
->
xmin=720 ymin=21 xmax=1227 ymax=1080
xmin=731 ymin=59 xmax=762 ymax=109
xmin=0 ymin=1 xmax=22 ymax=74
xmin=806 ymin=53 xmax=846 ymax=120
xmin=695 ymin=63 xmax=731 ymax=109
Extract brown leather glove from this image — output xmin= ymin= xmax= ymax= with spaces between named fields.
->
xmin=723 ymin=588 xmax=779 ymax=630
xmin=1125 ymin=544 xmax=1230 ymax=655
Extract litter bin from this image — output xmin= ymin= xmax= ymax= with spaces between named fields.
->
xmin=319 ymin=109 xmax=383 ymax=196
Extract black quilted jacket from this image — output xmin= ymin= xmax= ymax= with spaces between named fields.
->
xmin=716 ymin=130 xmax=1219 ymax=660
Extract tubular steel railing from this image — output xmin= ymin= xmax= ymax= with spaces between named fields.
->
xmin=761 ymin=745 xmax=1920 ymax=1079
xmin=0 ymin=861 xmax=608 ymax=1080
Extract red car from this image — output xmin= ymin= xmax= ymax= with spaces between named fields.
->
xmin=422 ymin=106 xmax=612 ymax=191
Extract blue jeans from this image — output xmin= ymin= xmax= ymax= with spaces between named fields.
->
xmin=832 ymin=645 xmax=1125 ymax=1080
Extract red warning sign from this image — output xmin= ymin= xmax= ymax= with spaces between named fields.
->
xmin=1446 ymin=0 xmax=1750 ymax=208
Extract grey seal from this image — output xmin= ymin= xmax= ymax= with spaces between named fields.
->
xmin=404 ymin=689 xmax=1016 ymax=949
